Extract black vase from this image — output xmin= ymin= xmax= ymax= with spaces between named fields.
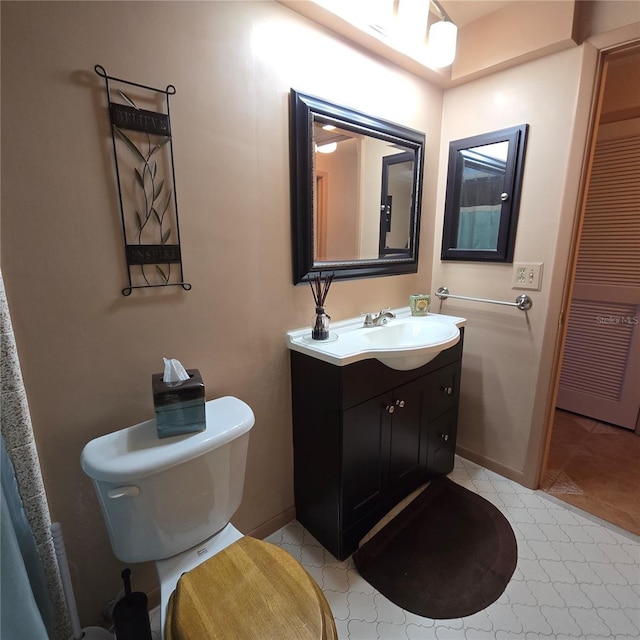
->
xmin=312 ymin=306 xmax=330 ymax=340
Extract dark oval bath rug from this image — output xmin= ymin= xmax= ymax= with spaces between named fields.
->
xmin=353 ymin=476 xmax=518 ymax=619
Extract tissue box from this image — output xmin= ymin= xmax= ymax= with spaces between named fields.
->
xmin=152 ymin=369 xmax=205 ymax=438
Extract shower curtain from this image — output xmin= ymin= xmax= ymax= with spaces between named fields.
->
xmin=0 ymin=270 xmax=70 ymax=639
xmin=457 ymin=174 xmax=503 ymax=250
xmin=1 ymin=435 xmax=50 ymax=638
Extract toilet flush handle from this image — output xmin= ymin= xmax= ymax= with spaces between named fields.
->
xmin=107 ymin=486 xmax=140 ymax=499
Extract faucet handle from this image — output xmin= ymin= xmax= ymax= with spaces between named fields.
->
xmin=378 ymin=308 xmax=395 ymax=325
xmin=361 ymin=312 xmax=374 ymax=327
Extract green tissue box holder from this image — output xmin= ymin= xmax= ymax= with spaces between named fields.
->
xmin=152 ymin=369 xmax=205 ymax=438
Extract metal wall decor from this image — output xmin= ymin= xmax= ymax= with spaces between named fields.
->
xmin=95 ymin=65 xmax=191 ymax=296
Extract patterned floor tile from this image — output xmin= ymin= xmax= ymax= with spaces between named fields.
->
xmin=147 ymin=455 xmax=639 ymax=639
xmin=270 ymin=455 xmax=640 ymax=639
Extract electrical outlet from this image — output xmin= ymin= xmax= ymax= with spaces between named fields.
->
xmin=512 ymin=262 xmax=543 ymax=290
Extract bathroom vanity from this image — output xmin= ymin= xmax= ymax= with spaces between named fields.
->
xmin=288 ymin=315 xmax=464 ymax=560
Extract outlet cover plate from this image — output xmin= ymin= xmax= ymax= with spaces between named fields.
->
xmin=512 ymin=262 xmax=543 ymax=290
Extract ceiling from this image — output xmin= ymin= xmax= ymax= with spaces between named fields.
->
xmin=439 ymin=1 xmax=514 ymax=27
xmin=279 ymin=1 xmax=576 ymax=88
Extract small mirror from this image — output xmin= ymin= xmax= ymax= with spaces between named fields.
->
xmin=290 ymin=90 xmax=425 ymax=283
xmin=441 ymin=125 xmax=528 ymax=262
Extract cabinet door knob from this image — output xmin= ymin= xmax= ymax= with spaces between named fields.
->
xmin=441 ymin=386 xmax=453 ymax=395
xmin=440 ymin=433 xmax=449 ymax=442
xmin=385 ymin=404 xmax=395 ymax=414
xmin=395 ymin=399 xmax=405 ymax=408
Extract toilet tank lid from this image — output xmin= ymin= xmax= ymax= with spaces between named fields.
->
xmin=80 ymin=396 xmax=254 ymax=483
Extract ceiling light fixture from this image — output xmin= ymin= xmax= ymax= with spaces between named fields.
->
xmin=316 ymin=142 xmax=338 ymax=154
xmin=309 ymin=0 xmax=457 ymax=70
xmin=427 ymin=0 xmax=458 ymax=68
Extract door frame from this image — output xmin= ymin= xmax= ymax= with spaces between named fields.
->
xmin=538 ymin=37 xmax=640 ymax=486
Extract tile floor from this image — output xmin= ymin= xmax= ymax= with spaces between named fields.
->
xmin=149 ymin=456 xmax=639 ymax=639
xmin=541 ymin=409 xmax=640 ymax=536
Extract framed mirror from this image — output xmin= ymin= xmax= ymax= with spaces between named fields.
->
xmin=441 ymin=125 xmax=528 ymax=262
xmin=290 ymin=90 xmax=425 ymax=284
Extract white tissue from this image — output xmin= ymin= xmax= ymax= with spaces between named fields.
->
xmin=163 ymin=357 xmax=190 ymax=383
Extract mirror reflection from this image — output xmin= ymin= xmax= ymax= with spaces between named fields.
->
xmin=441 ymin=125 xmax=528 ymax=263
xmin=456 ymin=141 xmax=508 ymax=251
xmin=290 ymin=90 xmax=425 ymax=284
xmin=313 ymin=119 xmax=416 ymax=262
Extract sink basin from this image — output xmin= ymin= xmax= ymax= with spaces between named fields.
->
xmin=361 ymin=319 xmax=458 ymax=348
xmin=359 ymin=319 xmax=460 ymax=369
xmin=286 ymin=309 xmax=465 ymax=371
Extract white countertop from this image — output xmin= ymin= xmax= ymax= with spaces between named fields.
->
xmin=286 ymin=307 xmax=466 ymax=369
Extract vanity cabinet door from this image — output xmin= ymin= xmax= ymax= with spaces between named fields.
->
xmin=342 ymin=377 xmax=427 ymax=529
xmin=388 ymin=378 xmax=427 ymax=489
xmin=342 ymin=394 xmax=390 ymax=528
xmin=427 ymin=408 xmax=458 ymax=477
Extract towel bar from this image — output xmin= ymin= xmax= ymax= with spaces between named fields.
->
xmin=436 ymin=287 xmax=532 ymax=311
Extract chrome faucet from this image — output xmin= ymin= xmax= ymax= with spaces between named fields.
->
xmin=363 ymin=308 xmax=396 ymax=327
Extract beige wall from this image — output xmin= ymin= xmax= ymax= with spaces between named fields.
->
xmin=315 ymin=139 xmax=360 ymax=260
xmin=453 ymin=0 xmax=579 ymax=83
xmin=433 ymin=45 xmax=595 ymax=481
xmin=0 ymin=0 xmax=442 ymax=625
xmin=434 ymin=12 xmax=640 ymax=485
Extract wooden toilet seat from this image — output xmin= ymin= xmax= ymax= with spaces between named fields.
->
xmin=165 ymin=536 xmax=337 ymax=640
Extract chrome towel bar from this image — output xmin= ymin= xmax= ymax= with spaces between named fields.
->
xmin=436 ymin=286 xmax=532 ymax=311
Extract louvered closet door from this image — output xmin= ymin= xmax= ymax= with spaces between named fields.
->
xmin=557 ymin=132 xmax=640 ymax=430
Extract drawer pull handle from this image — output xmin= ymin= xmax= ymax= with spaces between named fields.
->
xmin=441 ymin=433 xmax=449 ymax=442
xmin=386 ymin=404 xmax=395 ymax=414
xmin=395 ymin=399 xmax=405 ymax=408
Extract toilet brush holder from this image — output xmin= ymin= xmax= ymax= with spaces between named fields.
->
xmin=113 ymin=569 xmax=152 ymax=640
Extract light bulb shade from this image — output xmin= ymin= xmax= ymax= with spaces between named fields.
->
xmin=316 ymin=142 xmax=338 ymax=154
xmin=427 ymin=20 xmax=457 ymax=68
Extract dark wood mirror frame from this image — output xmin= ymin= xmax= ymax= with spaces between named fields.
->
xmin=441 ymin=125 xmax=528 ymax=263
xmin=289 ymin=89 xmax=426 ymax=284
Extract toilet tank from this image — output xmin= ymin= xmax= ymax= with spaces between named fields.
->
xmin=81 ymin=396 xmax=254 ymax=563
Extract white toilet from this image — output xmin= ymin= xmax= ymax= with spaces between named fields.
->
xmin=81 ymin=396 xmax=336 ymax=640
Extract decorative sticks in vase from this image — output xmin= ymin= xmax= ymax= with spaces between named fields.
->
xmin=309 ymin=272 xmax=334 ymax=340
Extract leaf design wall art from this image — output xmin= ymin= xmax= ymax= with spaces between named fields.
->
xmin=95 ymin=65 xmax=191 ymax=295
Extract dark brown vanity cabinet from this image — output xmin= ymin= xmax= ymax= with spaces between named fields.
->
xmin=290 ymin=330 xmax=463 ymax=560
